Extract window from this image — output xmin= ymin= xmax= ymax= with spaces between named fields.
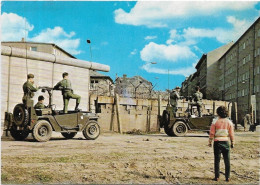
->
xmin=243 ymin=57 xmax=246 ymax=64
xmin=30 ymin=47 xmax=37 ymax=51
xmin=242 ymin=89 xmax=245 ymax=96
xmin=243 ymin=42 xmax=246 ymax=49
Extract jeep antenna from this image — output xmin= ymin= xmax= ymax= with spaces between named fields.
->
xmin=87 ymin=39 xmax=92 ymax=61
xmin=24 ymin=19 xmax=28 ymax=76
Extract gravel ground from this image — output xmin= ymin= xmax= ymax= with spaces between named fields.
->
xmin=1 ymin=130 xmax=259 ymax=184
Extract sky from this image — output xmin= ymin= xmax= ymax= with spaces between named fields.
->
xmin=1 ymin=1 xmax=260 ymax=91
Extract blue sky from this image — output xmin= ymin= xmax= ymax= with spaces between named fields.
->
xmin=2 ymin=1 xmax=260 ymax=90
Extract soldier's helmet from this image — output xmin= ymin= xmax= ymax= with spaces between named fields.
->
xmin=27 ymin=73 xmax=34 ymax=79
xmin=175 ymin=86 xmax=180 ymax=90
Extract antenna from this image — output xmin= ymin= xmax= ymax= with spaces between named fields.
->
xmin=87 ymin=39 xmax=92 ymax=61
xmin=24 ymin=19 xmax=28 ymax=76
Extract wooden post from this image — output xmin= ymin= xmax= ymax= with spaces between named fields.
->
xmin=110 ymin=97 xmax=115 ymax=131
xmin=115 ymin=94 xmax=122 ymax=134
xmin=234 ymin=102 xmax=238 ymax=130
xmin=157 ymin=95 xmax=161 ymax=131
xmin=213 ymin=101 xmax=216 ymax=116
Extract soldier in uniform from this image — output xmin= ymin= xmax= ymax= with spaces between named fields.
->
xmin=170 ymin=86 xmax=181 ymax=117
xmin=192 ymin=86 xmax=203 ymax=117
xmin=22 ymin=73 xmax=38 ymax=104
xmin=34 ymin=95 xmax=47 ymax=109
xmin=54 ymin=72 xmax=81 ymax=113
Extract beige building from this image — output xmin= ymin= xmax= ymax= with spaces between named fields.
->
xmin=217 ymin=17 xmax=260 ymax=124
xmin=2 ymin=39 xmax=75 ymax=58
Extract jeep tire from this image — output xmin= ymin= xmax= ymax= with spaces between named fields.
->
xmin=33 ymin=120 xmax=52 ymax=142
xmin=61 ymin=132 xmax=77 ymax=139
xmin=10 ymin=128 xmax=29 ymax=141
xmin=172 ymin=121 xmax=188 ymax=137
xmin=83 ymin=120 xmax=100 ymax=140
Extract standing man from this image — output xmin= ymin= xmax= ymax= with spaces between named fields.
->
xmin=54 ymin=72 xmax=81 ymax=113
xmin=170 ymin=86 xmax=181 ymax=117
xmin=193 ymin=86 xmax=203 ymax=117
xmin=243 ymin=112 xmax=252 ymax=131
xmin=34 ymin=95 xmax=47 ymax=109
xmin=22 ymin=73 xmax=38 ymax=104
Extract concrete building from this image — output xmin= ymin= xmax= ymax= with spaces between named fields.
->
xmin=114 ymin=74 xmax=154 ymax=99
xmin=217 ymin=17 xmax=260 ymax=124
xmin=195 ymin=42 xmax=234 ymax=99
xmin=89 ymin=70 xmax=114 ymax=96
xmin=2 ymin=39 xmax=75 ymax=58
xmin=1 ymin=45 xmax=109 ymax=122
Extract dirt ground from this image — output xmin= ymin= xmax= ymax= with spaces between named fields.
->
xmin=1 ymin=130 xmax=259 ymax=184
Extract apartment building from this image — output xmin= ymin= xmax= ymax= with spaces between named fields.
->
xmin=218 ymin=17 xmax=260 ymax=124
xmin=181 ymin=42 xmax=233 ymax=99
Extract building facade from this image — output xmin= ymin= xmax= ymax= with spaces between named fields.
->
xmin=89 ymin=70 xmax=114 ymax=96
xmin=217 ymin=17 xmax=260 ymax=124
xmin=114 ymin=74 xmax=154 ymax=99
xmin=195 ymin=43 xmax=234 ymax=99
xmin=2 ymin=39 xmax=75 ymax=58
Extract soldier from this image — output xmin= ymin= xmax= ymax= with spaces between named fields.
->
xmin=22 ymin=73 xmax=38 ymax=104
xmin=34 ymin=95 xmax=47 ymax=109
xmin=193 ymin=86 xmax=203 ymax=117
xmin=54 ymin=72 xmax=81 ymax=113
xmin=170 ymin=86 xmax=181 ymax=117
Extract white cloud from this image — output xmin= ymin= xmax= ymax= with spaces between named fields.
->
xmin=144 ymin=35 xmax=157 ymax=40
xmin=1 ymin=12 xmax=34 ymax=41
xmin=142 ymin=63 xmax=196 ymax=77
xmin=180 ymin=16 xmax=254 ymax=44
xmin=1 ymin=13 xmax=81 ymax=55
xmin=114 ymin=1 xmax=257 ymax=27
xmin=140 ymin=42 xmax=196 ymax=63
xmin=130 ymin=49 xmax=137 ymax=55
xmin=30 ymin=27 xmax=81 ymax=55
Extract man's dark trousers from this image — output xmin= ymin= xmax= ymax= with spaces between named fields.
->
xmin=214 ymin=141 xmax=230 ymax=179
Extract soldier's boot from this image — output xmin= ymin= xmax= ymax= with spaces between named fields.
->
xmin=75 ymin=103 xmax=80 ymax=111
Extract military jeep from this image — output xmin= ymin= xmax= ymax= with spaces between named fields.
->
xmin=4 ymin=87 xmax=100 ymax=142
xmin=159 ymin=101 xmax=215 ymax=137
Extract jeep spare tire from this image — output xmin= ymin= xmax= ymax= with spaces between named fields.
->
xmin=13 ymin=104 xmax=29 ymax=126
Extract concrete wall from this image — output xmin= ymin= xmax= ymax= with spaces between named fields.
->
xmin=1 ymin=46 xmax=110 ymax=122
xmin=90 ymin=95 xmax=231 ymax=133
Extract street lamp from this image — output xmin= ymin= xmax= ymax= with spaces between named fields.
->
xmin=86 ymin=39 xmax=92 ymax=61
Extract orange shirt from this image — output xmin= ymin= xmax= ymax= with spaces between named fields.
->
xmin=209 ymin=118 xmax=235 ymax=143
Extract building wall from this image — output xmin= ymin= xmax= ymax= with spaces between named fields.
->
xmin=207 ymin=42 xmax=233 ymax=99
xmin=2 ymin=42 xmax=73 ymax=58
xmin=90 ymin=95 xmax=231 ymax=133
xmin=90 ymin=77 xmax=114 ymax=96
xmin=218 ymin=18 xmax=260 ymax=124
xmin=1 ymin=55 xmax=90 ymax=121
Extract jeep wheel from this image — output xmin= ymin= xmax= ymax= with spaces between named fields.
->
xmin=83 ymin=120 xmax=100 ymax=140
xmin=172 ymin=121 xmax=188 ymax=137
xmin=61 ymin=132 xmax=77 ymax=139
xmin=13 ymin=104 xmax=29 ymax=126
xmin=10 ymin=128 xmax=29 ymax=141
xmin=162 ymin=111 xmax=174 ymax=136
xmin=33 ymin=120 xmax=52 ymax=142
